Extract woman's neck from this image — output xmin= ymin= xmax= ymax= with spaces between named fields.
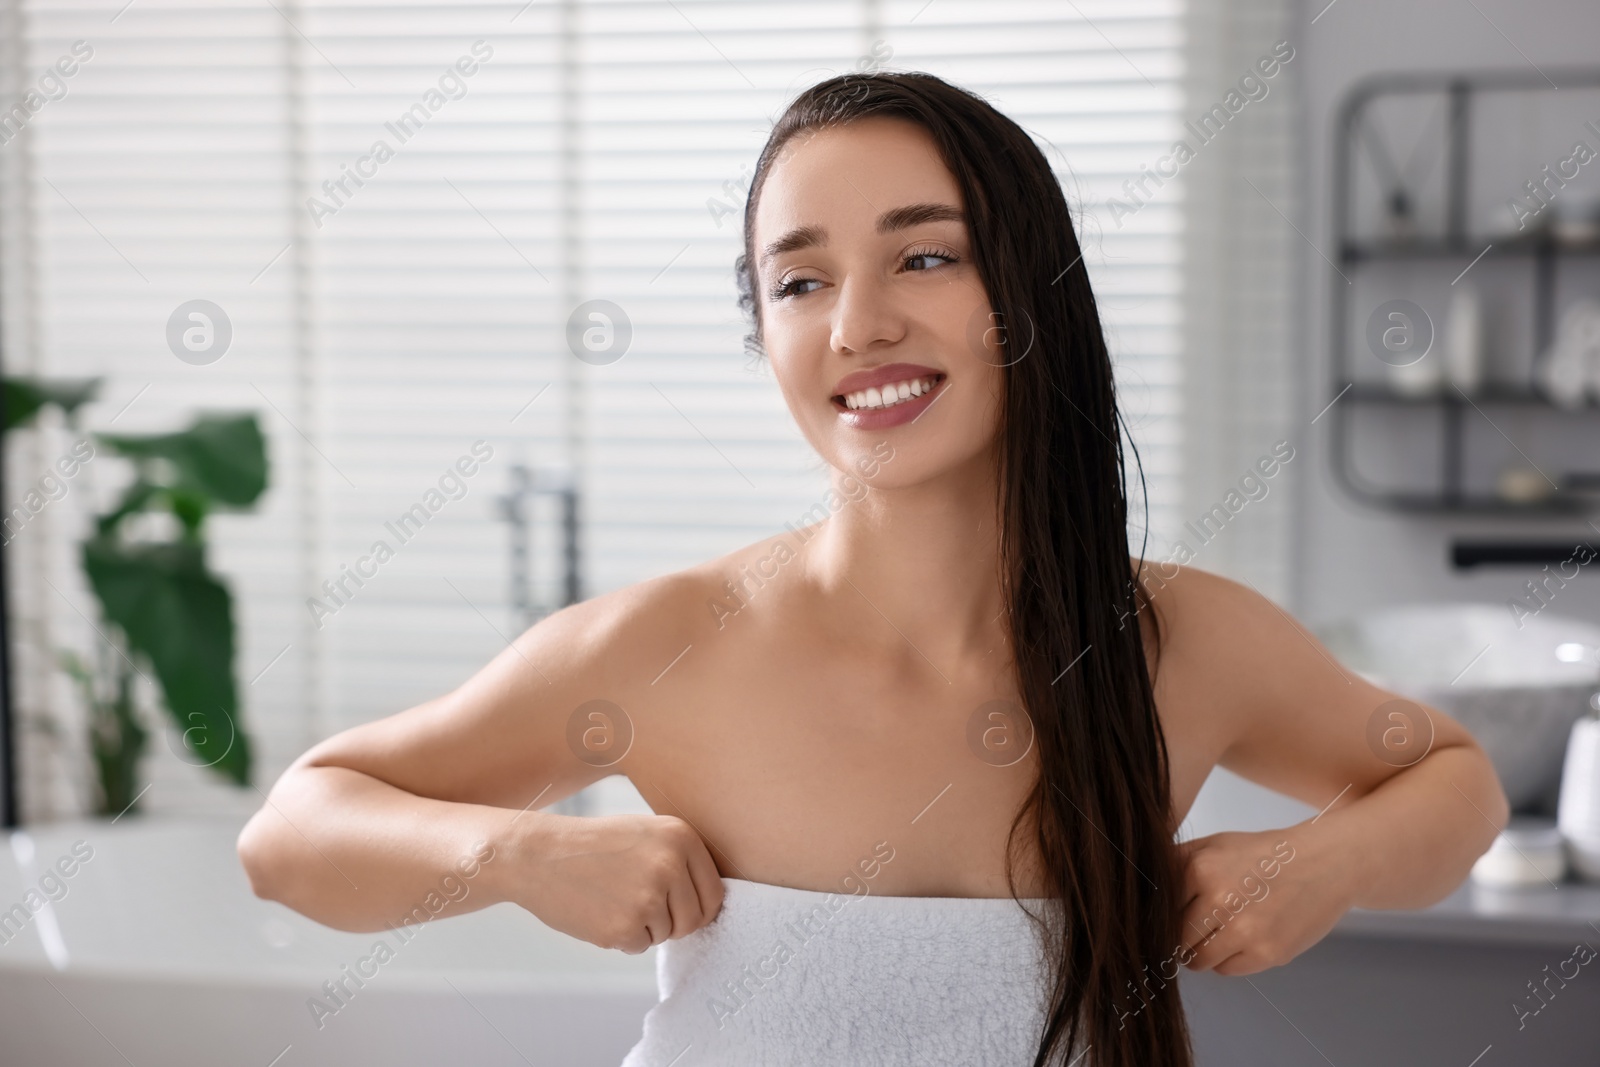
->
xmin=802 ymin=449 xmax=1008 ymax=667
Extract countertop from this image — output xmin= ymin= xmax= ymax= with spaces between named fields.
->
xmin=1333 ymin=877 xmax=1600 ymax=948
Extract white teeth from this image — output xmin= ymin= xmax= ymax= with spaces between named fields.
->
xmin=840 ymin=375 xmax=941 ymax=411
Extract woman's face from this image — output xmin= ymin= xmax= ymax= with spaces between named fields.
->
xmin=751 ymin=116 xmax=1006 ymax=489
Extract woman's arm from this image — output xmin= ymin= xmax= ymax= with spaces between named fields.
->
xmin=1295 ymin=737 xmax=1506 ymax=910
xmin=237 ymin=742 xmax=570 ymax=933
xmin=1146 ymin=565 xmax=1509 ymax=974
xmin=236 ymin=573 xmax=725 ymax=952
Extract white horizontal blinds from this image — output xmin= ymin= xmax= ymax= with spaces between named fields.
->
xmin=290 ymin=1 xmax=566 ymax=735
xmin=575 ymin=0 xmax=862 ymax=592
xmin=4 ymin=0 xmax=1190 ymax=820
xmin=10 ymin=0 xmax=305 ymax=816
xmin=882 ymin=0 xmax=1187 ymax=553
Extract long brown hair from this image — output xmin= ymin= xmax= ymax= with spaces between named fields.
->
xmin=733 ymin=71 xmax=1193 ymax=1067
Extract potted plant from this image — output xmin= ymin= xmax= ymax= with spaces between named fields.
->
xmin=5 ymin=377 xmax=266 ymax=815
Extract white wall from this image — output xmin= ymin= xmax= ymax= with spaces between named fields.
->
xmin=1186 ymin=0 xmax=1600 ymax=839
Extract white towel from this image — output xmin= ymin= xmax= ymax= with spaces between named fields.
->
xmin=619 ymin=876 xmax=1066 ymax=1066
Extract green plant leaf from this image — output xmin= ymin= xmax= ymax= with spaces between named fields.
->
xmin=82 ymin=537 xmax=251 ymax=786
xmin=96 ymin=414 xmax=268 ymax=507
xmin=4 ymin=377 xmax=101 ymax=430
xmin=165 ymin=486 xmax=209 ymax=539
xmin=95 ymin=479 xmax=163 ymax=539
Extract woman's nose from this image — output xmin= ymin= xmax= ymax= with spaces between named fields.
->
xmin=829 ymin=273 xmax=905 ymax=355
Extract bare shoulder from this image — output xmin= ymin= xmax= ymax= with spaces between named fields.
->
xmin=1125 ymin=556 xmax=1484 ymax=809
xmin=1127 ymin=556 xmax=1302 ymax=705
xmin=1130 ymin=557 xmax=1267 ymax=646
xmin=287 ymin=561 xmax=718 ymax=799
xmin=551 ymin=528 xmax=814 ymax=690
xmin=280 ymin=536 xmax=799 ymax=815
xmin=1125 ymin=559 xmax=1310 ymax=800
xmin=526 ymin=565 xmax=710 ymax=689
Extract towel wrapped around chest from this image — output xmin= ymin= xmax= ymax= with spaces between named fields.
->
xmin=618 ymin=876 xmax=1067 ymax=1066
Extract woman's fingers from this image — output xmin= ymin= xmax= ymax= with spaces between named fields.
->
xmin=1178 ymin=900 xmax=1229 ymax=970
xmin=685 ymin=842 xmax=725 ymax=931
xmin=664 ymin=867 xmax=702 ymax=939
xmin=627 ymin=901 xmax=670 ymax=954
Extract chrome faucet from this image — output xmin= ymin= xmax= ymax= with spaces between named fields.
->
xmin=496 ymin=463 xmax=588 ymax=814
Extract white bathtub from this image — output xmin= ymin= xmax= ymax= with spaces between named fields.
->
xmin=0 ymin=814 xmax=657 ymax=1066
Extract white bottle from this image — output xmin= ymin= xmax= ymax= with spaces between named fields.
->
xmin=1580 ymin=302 xmax=1600 ymax=404
xmin=1538 ymin=299 xmax=1600 ymax=409
xmin=1444 ymin=285 xmax=1483 ymax=393
xmin=1558 ymin=711 xmax=1600 ymax=881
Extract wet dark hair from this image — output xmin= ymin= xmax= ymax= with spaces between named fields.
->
xmin=733 ymin=71 xmax=1193 ymax=1067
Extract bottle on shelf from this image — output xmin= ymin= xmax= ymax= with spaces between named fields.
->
xmin=1386 ymin=346 xmax=1442 ymax=396
xmin=1536 ymin=298 xmax=1600 ymax=409
xmin=1443 ymin=285 xmax=1484 ymax=393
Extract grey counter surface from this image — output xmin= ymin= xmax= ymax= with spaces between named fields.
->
xmin=1333 ymin=877 xmax=1600 ymax=947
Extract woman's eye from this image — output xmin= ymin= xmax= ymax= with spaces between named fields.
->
xmin=905 ymin=251 xmax=958 ymax=271
xmin=771 ymin=276 xmax=822 ymax=300
xmin=770 ymin=250 xmax=959 ymax=301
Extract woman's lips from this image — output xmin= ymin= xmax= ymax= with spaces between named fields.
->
xmin=831 ymin=374 xmax=948 ymax=429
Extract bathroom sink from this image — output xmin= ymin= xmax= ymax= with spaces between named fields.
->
xmin=1316 ymin=603 xmax=1600 ymax=813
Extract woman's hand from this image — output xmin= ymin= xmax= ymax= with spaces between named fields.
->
xmin=512 ymin=813 xmax=726 ymax=954
xmin=1175 ymin=827 xmax=1354 ymax=976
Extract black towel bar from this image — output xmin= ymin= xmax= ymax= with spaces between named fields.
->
xmin=1451 ymin=540 xmax=1599 ymax=569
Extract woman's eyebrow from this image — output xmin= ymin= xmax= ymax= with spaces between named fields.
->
xmin=759 ymin=201 xmax=965 ymax=266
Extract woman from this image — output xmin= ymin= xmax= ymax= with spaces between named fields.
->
xmin=238 ymin=71 xmax=1509 ymax=1067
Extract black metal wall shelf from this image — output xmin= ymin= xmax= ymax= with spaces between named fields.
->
xmin=1329 ymin=67 xmax=1600 ymax=516
xmin=1362 ymin=492 xmax=1595 ymax=515
xmin=1342 ymin=233 xmax=1600 ymax=263
xmin=1336 ymin=384 xmax=1600 ymax=414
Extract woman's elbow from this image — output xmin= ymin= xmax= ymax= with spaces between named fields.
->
xmin=236 ymin=809 xmax=285 ymax=902
xmin=1465 ymin=737 xmax=1511 ymax=829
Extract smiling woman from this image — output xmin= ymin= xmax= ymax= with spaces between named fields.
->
xmin=237 ymin=69 xmax=1509 ymax=1067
